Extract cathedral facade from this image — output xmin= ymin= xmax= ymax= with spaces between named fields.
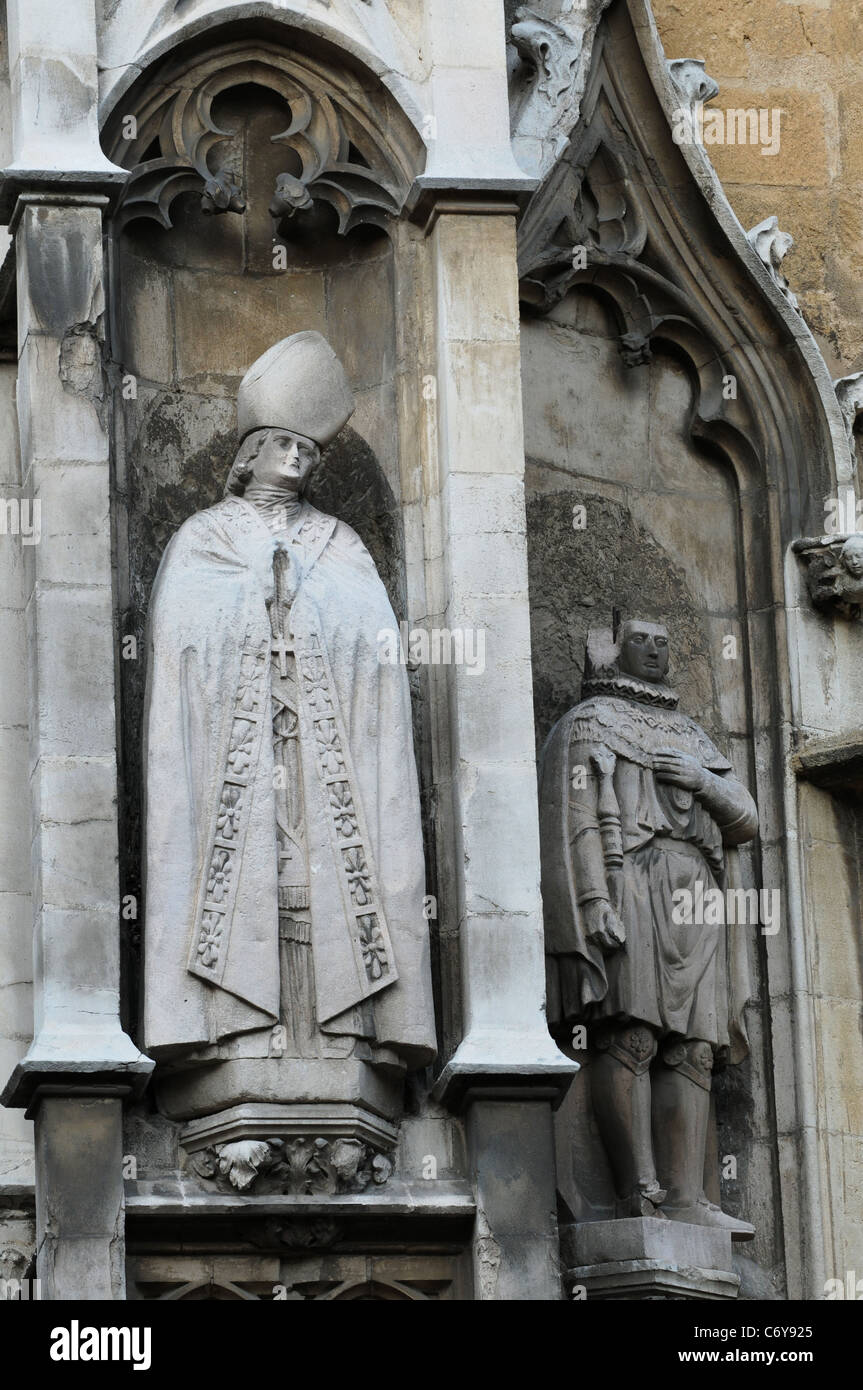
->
xmin=0 ymin=0 xmax=860 ymax=1304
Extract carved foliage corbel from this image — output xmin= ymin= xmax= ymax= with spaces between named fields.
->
xmin=747 ymin=216 xmax=801 ymax=314
xmin=667 ymin=58 xmax=720 ymax=142
xmin=190 ymin=1135 xmax=395 ymax=1194
xmin=512 ymin=8 xmax=581 ymax=103
xmin=509 ymin=0 xmax=614 ymax=179
xmin=834 ymin=373 xmax=863 ymax=474
xmin=793 ymin=532 xmax=863 ymax=621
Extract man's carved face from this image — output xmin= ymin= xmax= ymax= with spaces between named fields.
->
xmin=247 ymin=427 xmax=320 ymax=492
xmin=840 ymin=535 xmax=863 ymax=578
xmin=618 ymin=621 xmax=669 ymax=683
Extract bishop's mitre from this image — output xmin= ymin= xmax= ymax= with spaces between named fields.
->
xmin=237 ymin=331 xmax=355 ymax=447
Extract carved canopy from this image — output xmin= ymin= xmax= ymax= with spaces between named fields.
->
xmin=105 ymin=39 xmax=423 ymax=236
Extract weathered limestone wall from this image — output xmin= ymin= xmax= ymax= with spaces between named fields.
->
xmin=784 ymin=551 xmax=863 ymax=1292
xmin=0 ymin=6 xmax=32 ymax=1286
xmin=654 ymin=0 xmax=863 ymax=375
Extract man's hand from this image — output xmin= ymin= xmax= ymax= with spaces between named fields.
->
xmin=653 ymin=747 xmax=706 ymax=793
xmin=583 ymin=899 xmax=625 ymax=954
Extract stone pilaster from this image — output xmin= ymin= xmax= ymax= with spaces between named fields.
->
xmin=0 ymin=0 xmax=150 ymax=1301
xmin=416 ymin=0 xmax=575 ymax=1301
xmin=422 ymin=204 xmax=572 ymax=1099
xmin=1 ymin=0 xmax=126 ymax=217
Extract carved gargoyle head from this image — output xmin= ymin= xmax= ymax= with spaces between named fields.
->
xmin=200 ymin=170 xmax=245 ymax=216
xmin=793 ymin=533 xmax=863 ymax=619
xmin=269 ymin=172 xmax=314 ymax=221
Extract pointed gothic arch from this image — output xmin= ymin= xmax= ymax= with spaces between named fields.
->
xmin=516 ymin=0 xmax=860 ymax=1301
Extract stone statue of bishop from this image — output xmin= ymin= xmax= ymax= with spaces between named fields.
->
xmin=142 ymin=333 xmax=436 ymax=1116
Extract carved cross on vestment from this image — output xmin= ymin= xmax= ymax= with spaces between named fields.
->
xmin=271 ymin=631 xmax=293 ymax=679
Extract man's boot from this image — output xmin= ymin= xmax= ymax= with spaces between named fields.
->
xmin=653 ymin=1038 xmax=754 ymax=1240
xmin=591 ymin=1023 xmax=666 ymax=1217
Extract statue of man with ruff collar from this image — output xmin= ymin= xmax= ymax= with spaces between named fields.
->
xmin=539 ymin=617 xmax=758 ymax=1237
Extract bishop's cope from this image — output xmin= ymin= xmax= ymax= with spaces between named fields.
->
xmin=142 ymin=333 xmax=436 ymax=1084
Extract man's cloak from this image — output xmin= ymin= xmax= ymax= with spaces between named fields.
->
xmin=539 ymin=692 xmax=755 ymax=1064
xmin=143 ymin=494 xmax=436 ymax=1068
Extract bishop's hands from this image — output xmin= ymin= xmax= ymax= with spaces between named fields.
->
xmin=249 ymin=533 xmax=280 ymax=603
xmin=583 ymin=898 xmax=626 ymax=954
xmin=653 ymin=747 xmax=707 ymax=793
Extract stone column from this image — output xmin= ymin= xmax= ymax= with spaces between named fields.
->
xmin=0 ymin=0 xmax=151 ymax=1300
xmin=416 ymin=0 xmax=575 ymax=1300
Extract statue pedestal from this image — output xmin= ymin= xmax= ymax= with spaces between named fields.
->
xmin=562 ymin=1217 xmax=739 ymax=1300
xmin=156 ymin=1054 xmax=402 ymax=1124
xmin=154 ymin=1056 xmax=404 ymax=1190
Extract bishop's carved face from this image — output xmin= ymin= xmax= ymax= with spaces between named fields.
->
xmin=239 ymin=427 xmax=320 ymax=494
xmin=618 ymin=621 xmax=669 ymax=683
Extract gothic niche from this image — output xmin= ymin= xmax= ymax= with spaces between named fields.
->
xmin=521 ymin=299 xmax=770 ymax=1292
xmin=105 ymin=40 xmax=430 ymax=1171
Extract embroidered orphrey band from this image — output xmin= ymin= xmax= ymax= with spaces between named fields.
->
xmin=187 ymin=628 xmax=271 ymax=984
xmin=296 ymin=632 xmax=397 ymax=990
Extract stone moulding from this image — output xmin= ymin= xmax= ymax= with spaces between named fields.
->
xmin=562 ymin=1216 xmax=739 ymax=1300
xmin=792 ymin=734 xmax=863 ymax=801
xmin=123 ymin=1185 xmax=477 ymax=1265
xmin=104 ymin=42 xmax=421 ymax=236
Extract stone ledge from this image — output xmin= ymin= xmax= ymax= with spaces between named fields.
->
xmin=179 ymin=1102 xmax=400 ymax=1153
xmin=124 ymin=1182 xmax=477 ymax=1254
xmin=566 ymin=1258 xmax=740 ymax=1300
xmin=793 ymin=733 xmax=863 ymax=799
xmin=407 ymin=176 xmax=537 ymax=235
xmin=125 ymin=1179 xmax=475 ymax=1216
xmin=2 ymin=1059 xmax=153 ymax=1113
xmin=0 ymin=169 xmax=127 ymax=225
xmin=433 ymin=1033 xmax=578 ymax=1111
xmin=563 ymin=1217 xmax=739 ymax=1300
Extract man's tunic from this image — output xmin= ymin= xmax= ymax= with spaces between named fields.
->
xmin=539 ymin=677 xmax=757 ymax=1060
